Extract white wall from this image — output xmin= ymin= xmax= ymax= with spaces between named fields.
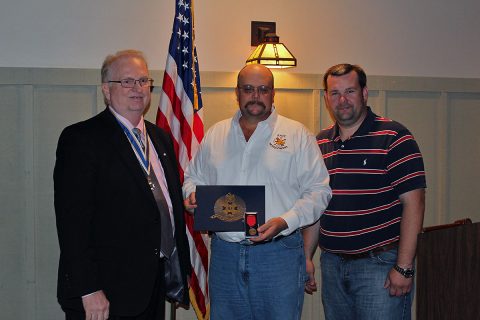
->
xmin=1 ymin=0 xmax=479 ymax=77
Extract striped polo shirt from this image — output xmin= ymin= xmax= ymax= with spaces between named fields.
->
xmin=317 ymin=107 xmax=426 ymax=254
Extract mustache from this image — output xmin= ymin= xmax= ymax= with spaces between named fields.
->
xmin=245 ymin=100 xmax=267 ymax=108
xmin=336 ymin=102 xmax=352 ymax=108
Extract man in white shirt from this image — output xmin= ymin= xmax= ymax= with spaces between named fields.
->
xmin=183 ymin=64 xmax=332 ymax=320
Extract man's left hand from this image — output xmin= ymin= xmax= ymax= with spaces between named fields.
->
xmin=304 ymin=258 xmax=317 ymax=294
xmin=384 ymin=267 xmax=413 ymax=296
xmin=249 ymin=217 xmax=288 ymax=243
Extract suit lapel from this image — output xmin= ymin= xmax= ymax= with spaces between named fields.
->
xmin=100 ymin=110 xmax=157 ymax=205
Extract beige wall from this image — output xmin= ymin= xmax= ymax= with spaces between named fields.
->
xmin=1 ymin=67 xmax=480 ymax=319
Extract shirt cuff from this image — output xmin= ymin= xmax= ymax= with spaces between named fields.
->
xmin=278 ymin=210 xmax=299 ymax=236
xmin=82 ymin=290 xmax=100 ymax=298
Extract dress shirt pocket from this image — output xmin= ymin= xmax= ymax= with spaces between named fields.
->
xmin=264 ymin=148 xmax=295 ymax=181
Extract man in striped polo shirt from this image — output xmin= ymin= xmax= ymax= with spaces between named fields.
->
xmin=303 ymin=63 xmax=426 ymax=320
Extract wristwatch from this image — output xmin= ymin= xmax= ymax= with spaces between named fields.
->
xmin=393 ymin=264 xmax=415 ymax=278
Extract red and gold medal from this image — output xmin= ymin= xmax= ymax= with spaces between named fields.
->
xmin=244 ymin=212 xmax=258 ymax=238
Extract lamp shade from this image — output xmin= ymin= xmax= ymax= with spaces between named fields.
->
xmin=246 ymin=33 xmax=297 ymax=69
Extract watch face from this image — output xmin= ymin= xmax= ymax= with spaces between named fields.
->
xmin=405 ymin=270 xmax=414 ymax=278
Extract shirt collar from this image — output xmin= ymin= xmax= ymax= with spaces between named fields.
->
xmin=109 ymin=106 xmax=145 ymax=134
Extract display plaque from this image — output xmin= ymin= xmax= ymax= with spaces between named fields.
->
xmin=193 ymin=185 xmax=265 ymax=233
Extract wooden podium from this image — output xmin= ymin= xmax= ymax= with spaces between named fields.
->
xmin=416 ymin=221 xmax=480 ymax=319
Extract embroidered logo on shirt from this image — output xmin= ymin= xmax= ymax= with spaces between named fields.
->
xmin=270 ymin=134 xmax=288 ymax=149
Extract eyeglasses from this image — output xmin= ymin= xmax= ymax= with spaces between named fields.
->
xmin=326 ymin=88 xmax=359 ymax=100
xmin=238 ymin=85 xmax=272 ymax=95
xmin=108 ymin=77 xmax=154 ymax=88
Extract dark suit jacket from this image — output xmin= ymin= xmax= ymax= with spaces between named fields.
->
xmin=54 ymin=108 xmax=191 ymax=316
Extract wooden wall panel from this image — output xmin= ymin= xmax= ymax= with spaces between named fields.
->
xmin=447 ymin=93 xmax=480 ymax=223
xmin=275 ymin=89 xmax=317 ymax=133
xmin=34 ymin=86 xmax=97 ymax=319
xmin=0 ymin=85 xmax=29 ymax=319
xmin=386 ymin=91 xmax=441 ymax=227
xmin=0 ymin=67 xmax=479 ymax=320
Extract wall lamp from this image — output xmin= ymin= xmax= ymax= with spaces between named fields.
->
xmin=246 ymin=21 xmax=297 ymax=69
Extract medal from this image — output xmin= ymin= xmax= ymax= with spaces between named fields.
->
xmin=244 ymin=212 xmax=258 ymax=238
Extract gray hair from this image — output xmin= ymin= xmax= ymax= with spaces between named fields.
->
xmin=101 ymin=49 xmax=148 ymax=83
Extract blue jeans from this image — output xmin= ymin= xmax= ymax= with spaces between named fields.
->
xmin=320 ymin=249 xmax=413 ymax=320
xmin=210 ymin=232 xmax=307 ymax=320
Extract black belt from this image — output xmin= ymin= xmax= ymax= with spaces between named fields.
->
xmin=333 ymin=242 xmax=398 ymax=260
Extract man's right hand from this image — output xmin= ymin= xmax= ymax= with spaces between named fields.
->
xmin=184 ymin=192 xmax=197 ymax=213
xmin=82 ymin=290 xmax=109 ymax=320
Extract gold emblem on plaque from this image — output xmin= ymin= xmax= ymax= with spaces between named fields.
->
xmin=211 ymin=192 xmax=246 ymax=222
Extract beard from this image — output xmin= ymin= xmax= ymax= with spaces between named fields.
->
xmin=332 ymin=101 xmax=368 ymax=128
xmin=334 ymin=102 xmax=356 ymax=122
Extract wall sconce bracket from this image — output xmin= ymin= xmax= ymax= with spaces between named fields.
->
xmin=251 ymin=21 xmax=276 ymax=46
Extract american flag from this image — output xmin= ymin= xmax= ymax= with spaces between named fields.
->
xmin=156 ymin=0 xmax=209 ymax=319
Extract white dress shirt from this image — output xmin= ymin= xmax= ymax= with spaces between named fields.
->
xmin=183 ymin=107 xmax=331 ymax=242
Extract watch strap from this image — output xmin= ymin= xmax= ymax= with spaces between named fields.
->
xmin=393 ymin=264 xmax=415 ymax=278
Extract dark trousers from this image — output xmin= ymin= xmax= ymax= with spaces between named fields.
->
xmin=65 ymin=259 xmax=166 ymax=320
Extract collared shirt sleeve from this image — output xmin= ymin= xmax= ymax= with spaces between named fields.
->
xmin=278 ymin=128 xmax=332 ymax=235
xmin=386 ymin=127 xmax=427 ymax=195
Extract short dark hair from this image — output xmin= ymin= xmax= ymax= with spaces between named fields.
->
xmin=323 ymin=63 xmax=367 ymax=91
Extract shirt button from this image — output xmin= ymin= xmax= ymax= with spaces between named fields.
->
xmin=341 ymin=145 xmax=344 ymax=148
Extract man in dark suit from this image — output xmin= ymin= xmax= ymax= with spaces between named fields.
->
xmin=54 ymin=49 xmax=191 ymax=320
